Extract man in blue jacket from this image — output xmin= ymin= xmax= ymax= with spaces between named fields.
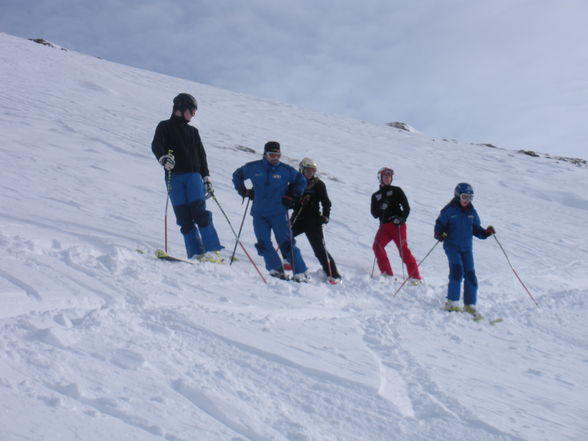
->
xmin=232 ymin=141 xmax=309 ymax=282
xmin=434 ymin=183 xmax=495 ymax=316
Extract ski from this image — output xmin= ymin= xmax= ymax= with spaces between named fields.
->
xmin=155 ymin=249 xmax=225 ymax=264
xmin=463 ymin=309 xmax=503 ymax=325
xmin=155 ymin=249 xmax=197 ymax=265
xmin=270 ymin=274 xmax=292 ymax=281
xmin=444 ymin=307 xmax=503 ymax=325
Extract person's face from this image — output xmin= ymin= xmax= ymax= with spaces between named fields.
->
xmin=182 ymin=107 xmax=196 ymax=121
xmin=265 ymin=151 xmax=281 ymax=165
xmin=302 ymin=167 xmax=315 ymax=180
xmin=458 ymin=193 xmax=473 ymax=207
xmin=381 ymin=173 xmax=392 ymax=186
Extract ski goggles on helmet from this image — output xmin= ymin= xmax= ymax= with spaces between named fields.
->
xmin=459 ymin=193 xmax=474 ymax=202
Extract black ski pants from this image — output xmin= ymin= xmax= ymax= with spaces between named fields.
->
xmin=291 ymin=219 xmax=340 ymax=279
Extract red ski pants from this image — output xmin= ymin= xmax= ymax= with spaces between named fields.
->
xmin=372 ymin=223 xmax=421 ymax=279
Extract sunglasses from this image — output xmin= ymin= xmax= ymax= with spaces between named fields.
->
xmin=459 ymin=193 xmax=474 ymax=202
xmin=266 ymin=152 xmax=281 ymax=159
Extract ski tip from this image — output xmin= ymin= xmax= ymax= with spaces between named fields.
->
xmin=155 ymin=249 xmax=168 ymax=258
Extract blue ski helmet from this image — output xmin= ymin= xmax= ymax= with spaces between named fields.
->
xmin=454 ymin=182 xmax=474 ymax=199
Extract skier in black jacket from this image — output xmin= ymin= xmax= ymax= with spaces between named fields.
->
xmin=370 ymin=167 xmax=421 ymax=281
xmin=287 ymin=158 xmax=342 ymax=282
xmin=151 ymin=93 xmax=222 ymax=261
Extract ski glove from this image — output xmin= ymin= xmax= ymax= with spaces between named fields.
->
xmin=203 ymin=176 xmax=214 ymax=199
xmin=159 ymin=154 xmax=175 ymax=171
xmin=484 ymin=225 xmax=496 ymax=237
xmin=282 ymin=195 xmax=295 ymax=208
xmin=320 ymin=215 xmax=329 ymax=225
xmin=300 ymin=194 xmax=311 ymax=206
xmin=239 ymin=188 xmax=254 ymax=200
xmin=435 ymin=232 xmax=448 ymax=242
xmin=392 ymin=216 xmax=405 ymax=225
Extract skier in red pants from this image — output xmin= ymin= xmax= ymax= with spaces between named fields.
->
xmin=370 ymin=167 xmax=421 ymax=282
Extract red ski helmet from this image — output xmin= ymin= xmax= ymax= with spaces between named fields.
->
xmin=377 ymin=167 xmax=394 ymax=184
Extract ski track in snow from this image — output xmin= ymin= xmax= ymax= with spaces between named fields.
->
xmin=1 ymin=33 xmax=588 ymax=441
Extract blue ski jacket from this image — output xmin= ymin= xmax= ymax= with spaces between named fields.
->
xmin=232 ymin=159 xmax=307 ymax=217
xmin=434 ymin=199 xmax=488 ymax=251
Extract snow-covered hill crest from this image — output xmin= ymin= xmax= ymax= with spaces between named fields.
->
xmin=1 ymin=33 xmax=587 ymax=441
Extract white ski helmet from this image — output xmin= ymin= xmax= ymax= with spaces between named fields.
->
xmin=299 ymin=157 xmax=318 ymax=174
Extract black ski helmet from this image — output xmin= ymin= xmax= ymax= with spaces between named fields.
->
xmin=264 ymin=141 xmax=281 ymax=153
xmin=173 ymin=93 xmax=198 ymax=112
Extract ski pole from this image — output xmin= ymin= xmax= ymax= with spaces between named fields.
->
xmin=274 ymin=199 xmax=304 ymax=266
xmin=211 ymin=194 xmax=267 ymax=284
xmin=291 ymin=205 xmax=304 ymax=226
xmin=272 ymin=207 xmax=301 ymax=269
xmin=371 ymin=235 xmax=384 ymax=278
xmin=164 ymin=149 xmax=173 ymax=253
xmin=416 ymin=239 xmax=441 ymax=267
xmin=371 ymin=228 xmax=389 ymax=277
xmin=398 ymin=224 xmax=405 ymax=280
xmin=322 ymin=236 xmax=336 ymax=284
xmin=493 ymin=234 xmax=539 ymax=307
xmin=286 ymin=211 xmax=296 ymax=274
xmin=229 ymin=197 xmax=250 ymax=265
xmin=392 ymin=239 xmax=441 ymax=297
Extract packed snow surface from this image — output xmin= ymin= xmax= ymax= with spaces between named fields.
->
xmin=1 ymin=33 xmax=587 ymax=441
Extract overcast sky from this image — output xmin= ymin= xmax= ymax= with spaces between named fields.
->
xmin=2 ymin=0 xmax=587 ymax=158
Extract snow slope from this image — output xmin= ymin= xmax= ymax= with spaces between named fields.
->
xmin=1 ymin=33 xmax=587 ymax=441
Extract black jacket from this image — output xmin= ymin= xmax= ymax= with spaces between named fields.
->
xmin=370 ymin=185 xmax=410 ymax=224
xmin=293 ymin=177 xmax=331 ymax=222
xmin=151 ymin=114 xmax=209 ymax=177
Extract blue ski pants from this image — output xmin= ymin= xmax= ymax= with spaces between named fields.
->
xmin=167 ymin=172 xmax=221 ymax=258
xmin=444 ymin=245 xmax=478 ymax=305
xmin=252 ymin=213 xmax=307 ymax=275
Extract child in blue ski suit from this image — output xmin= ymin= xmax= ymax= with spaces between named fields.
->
xmin=434 ymin=183 xmax=495 ymax=313
xmin=232 ymin=141 xmax=309 ymax=282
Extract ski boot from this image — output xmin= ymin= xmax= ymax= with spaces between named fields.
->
xmin=463 ymin=304 xmax=483 ymax=321
xmin=196 ymin=251 xmax=223 ymax=263
xmin=292 ymin=272 xmax=310 ymax=283
xmin=443 ymin=300 xmax=462 ymax=312
xmin=269 ymin=268 xmax=290 ymax=280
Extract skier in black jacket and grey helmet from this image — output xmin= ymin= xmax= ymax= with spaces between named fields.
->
xmin=287 ymin=158 xmax=342 ymax=282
